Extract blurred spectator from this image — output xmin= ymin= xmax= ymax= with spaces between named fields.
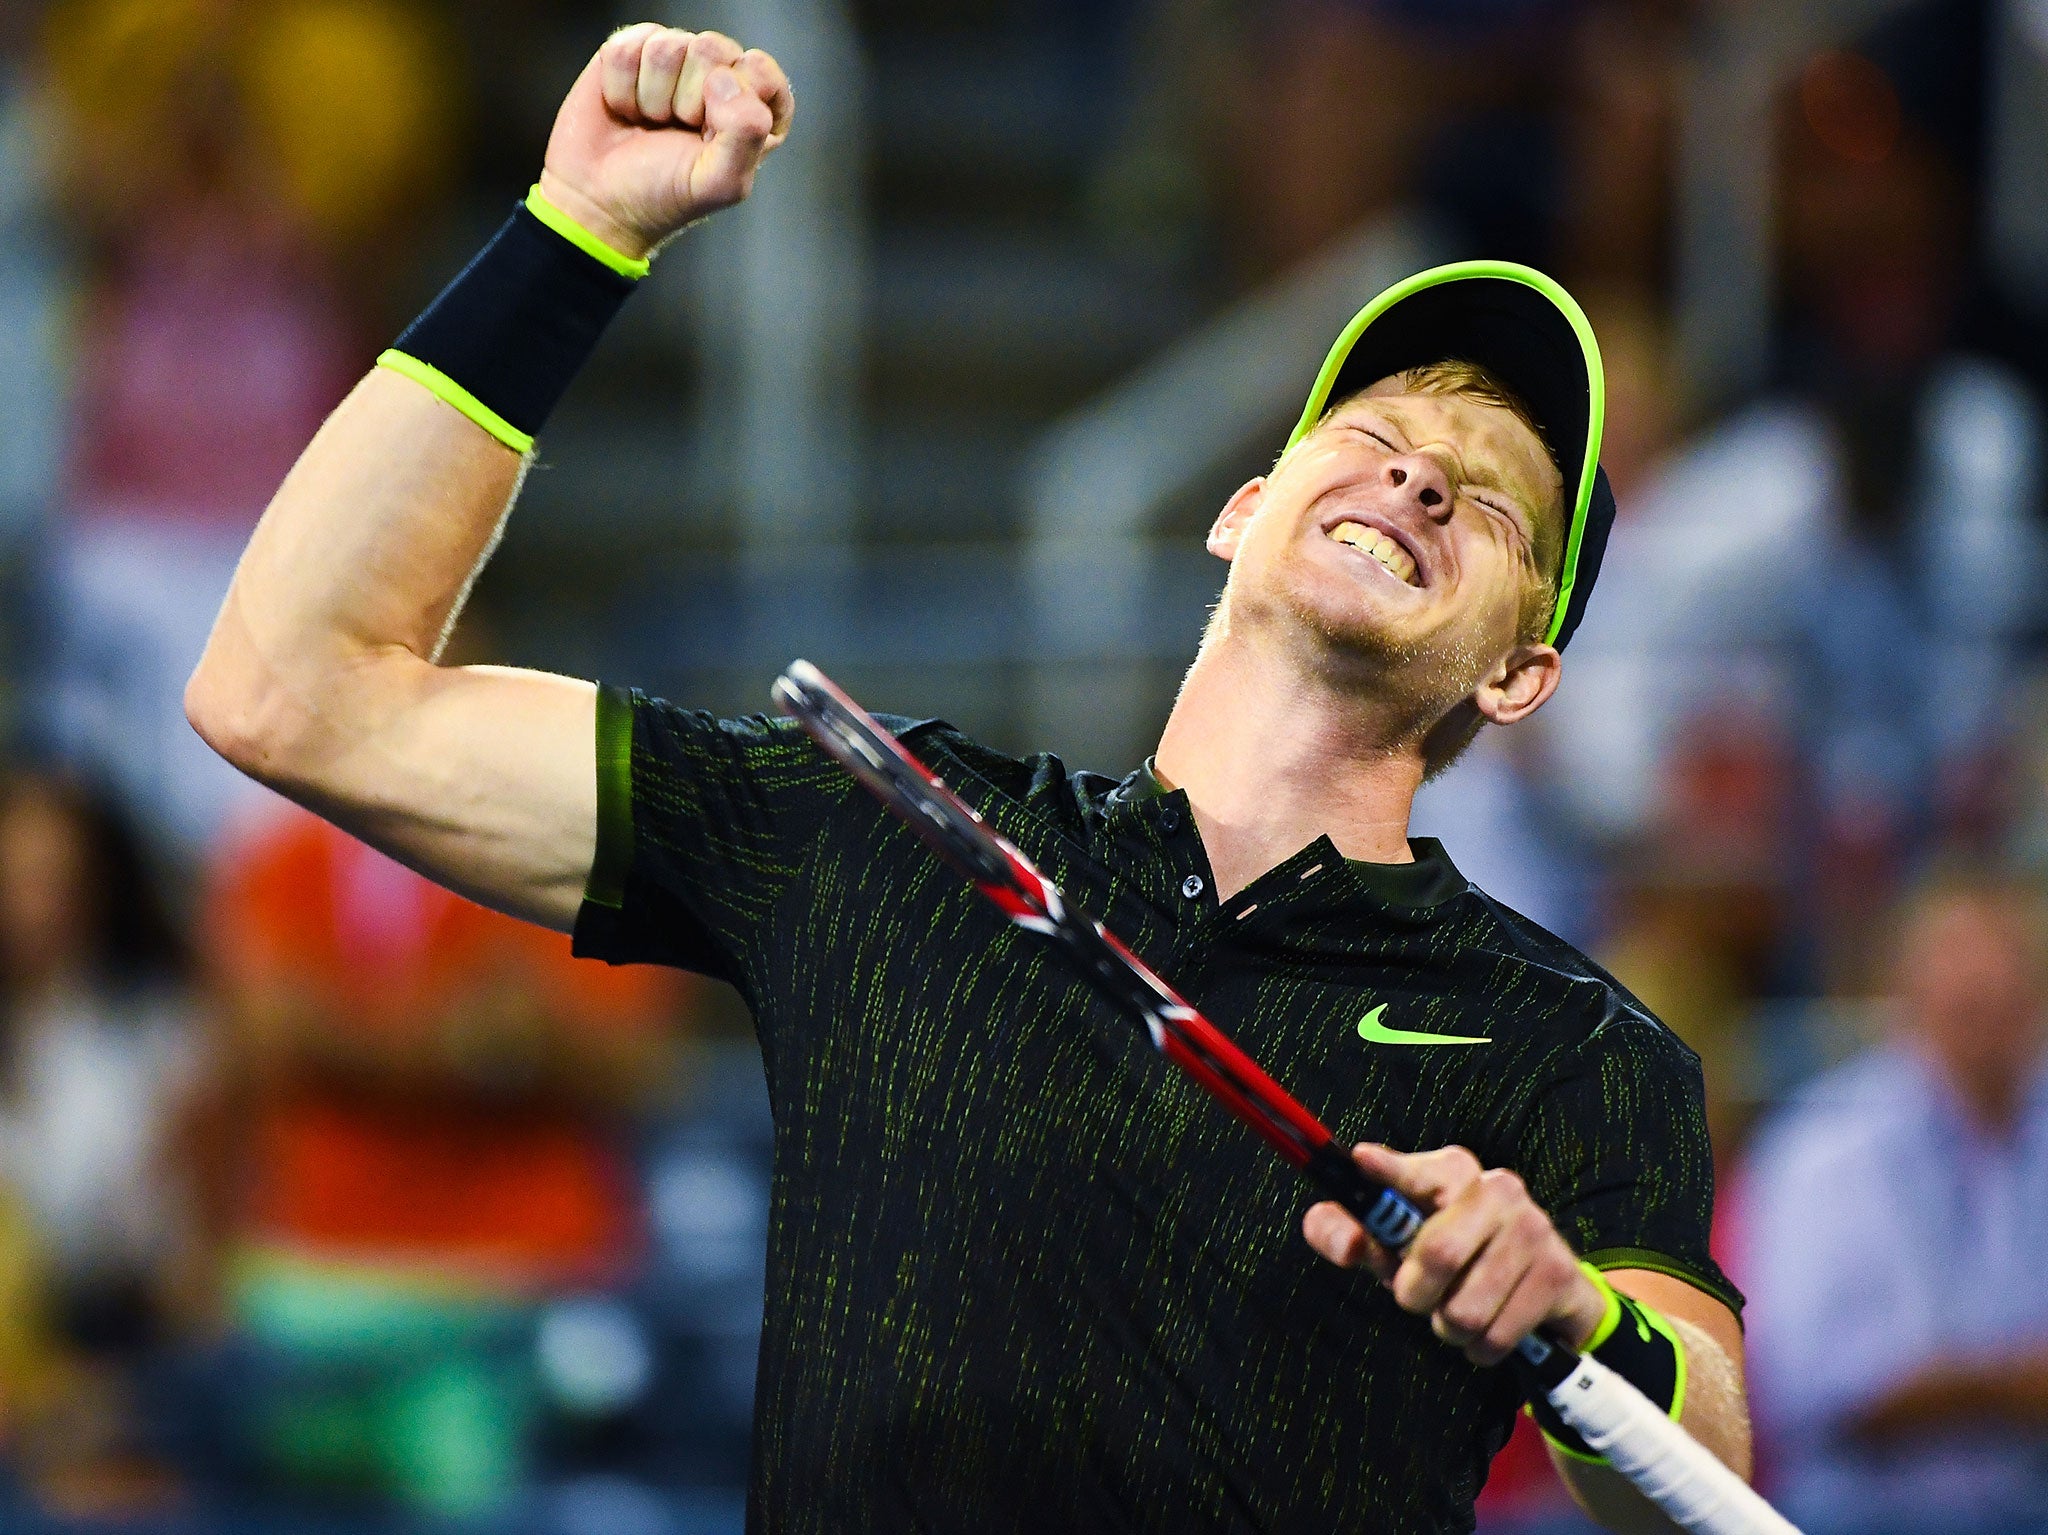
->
xmin=1529 ymin=347 xmax=1824 ymax=858
xmin=1100 ymin=0 xmax=1581 ymax=282
xmin=1218 ymin=0 xmax=1434 ymax=279
xmin=0 ymin=768 xmax=197 ymax=1517
xmin=200 ymin=803 xmax=684 ymax=1517
xmin=0 ymin=6 xmax=67 ymax=748
xmin=1777 ymin=65 xmax=2045 ymax=981
xmin=1531 ymin=73 xmax=2046 ymax=995
xmin=1410 ymin=726 xmax=1594 ymax=947
xmin=0 ymin=1174 xmax=80 ymax=1439
xmin=1597 ymin=708 xmax=1795 ymax=1161
xmin=0 ymin=770 xmax=197 ymax=1357
xmin=1554 ymin=1 xmax=1680 ymax=299
xmin=36 ymin=0 xmax=452 ymax=858
xmin=1738 ymin=865 xmax=2048 ymax=1535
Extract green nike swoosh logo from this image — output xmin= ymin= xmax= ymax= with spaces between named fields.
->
xmin=1356 ymin=1004 xmax=1490 ymax=1046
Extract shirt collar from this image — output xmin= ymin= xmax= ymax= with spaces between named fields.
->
xmin=1112 ymin=760 xmax=1468 ymax=910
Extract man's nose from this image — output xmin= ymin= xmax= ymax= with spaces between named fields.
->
xmin=1384 ymin=454 xmax=1452 ymax=520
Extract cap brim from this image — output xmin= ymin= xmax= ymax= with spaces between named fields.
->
xmin=1284 ymin=260 xmax=1608 ymax=649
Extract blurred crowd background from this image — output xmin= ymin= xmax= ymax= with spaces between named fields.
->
xmin=0 ymin=0 xmax=2045 ymax=1530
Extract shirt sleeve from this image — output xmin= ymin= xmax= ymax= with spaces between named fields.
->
xmin=570 ymin=683 xmax=858 ymax=986
xmin=1515 ymin=1011 xmax=1744 ymax=1315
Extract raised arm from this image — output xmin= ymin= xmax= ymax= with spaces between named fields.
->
xmin=185 ymin=26 xmax=794 ymax=929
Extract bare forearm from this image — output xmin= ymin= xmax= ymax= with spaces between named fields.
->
xmin=190 ymin=19 xmax=794 ymax=760
xmin=1545 ymin=1270 xmax=1754 ymax=1533
xmin=1555 ymin=1314 xmax=1754 ymax=1534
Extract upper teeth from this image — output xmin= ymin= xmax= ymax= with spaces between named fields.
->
xmin=1329 ymin=522 xmax=1418 ymax=584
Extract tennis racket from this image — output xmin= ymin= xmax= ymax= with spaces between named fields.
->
xmin=773 ymin=659 xmax=1798 ymax=1535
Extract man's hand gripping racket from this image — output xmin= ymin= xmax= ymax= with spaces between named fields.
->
xmin=774 ymin=660 xmax=1798 ymax=1535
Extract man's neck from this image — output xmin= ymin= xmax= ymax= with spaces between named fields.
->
xmin=1153 ymin=631 xmax=1425 ymax=901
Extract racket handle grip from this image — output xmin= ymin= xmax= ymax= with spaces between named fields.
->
xmin=1304 ymin=1138 xmax=1427 ymax=1253
xmin=1536 ymin=1353 xmax=1803 ymax=1535
xmin=1304 ymin=1139 xmax=1571 ymax=1379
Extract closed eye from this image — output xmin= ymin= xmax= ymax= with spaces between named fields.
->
xmin=1350 ymin=423 xmax=1528 ymax=542
xmin=1473 ymin=494 xmax=1533 ymax=551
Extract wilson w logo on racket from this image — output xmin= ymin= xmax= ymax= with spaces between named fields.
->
xmin=773 ymin=659 xmax=1800 ymax=1535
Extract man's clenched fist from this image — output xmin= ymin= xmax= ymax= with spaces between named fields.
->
xmin=538 ymin=24 xmax=795 ymax=261
xmin=1303 ymin=1143 xmax=1609 ymax=1366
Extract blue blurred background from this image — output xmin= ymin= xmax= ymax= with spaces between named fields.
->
xmin=2 ymin=0 xmax=2048 ymax=1529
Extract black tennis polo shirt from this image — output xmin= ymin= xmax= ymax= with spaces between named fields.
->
xmin=572 ymin=686 xmax=1737 ymax=1535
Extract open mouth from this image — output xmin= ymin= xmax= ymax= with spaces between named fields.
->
xmin=1326 ymin=519 xmax=1421 ymax=586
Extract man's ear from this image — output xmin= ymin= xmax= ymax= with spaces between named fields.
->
xmin=1472 ymin=643 xmax=1561 ymax=727
xmin=1207 ymin=478 xmax=1265 ymax=562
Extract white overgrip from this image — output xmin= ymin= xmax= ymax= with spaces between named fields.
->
xmin=1547 ymin=1354 xmax=1803 ymax=1535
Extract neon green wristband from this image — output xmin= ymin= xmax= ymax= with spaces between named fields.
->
xmin=1531 ymin=1263 xmax=1688 ymax=1463
xmin=376 ymin=350 xmax=535 ymax=454
xmin=524 ymin=184 xmax=652 ymax=280
xmin=1578 ymin=1260 xmax=1626 ymax=1351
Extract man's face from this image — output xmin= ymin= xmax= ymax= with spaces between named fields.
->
xmin=1899 ymin=891 xmax=2047 ymax=1108
xmin=1211 ymin=378 xmax=1564 ymax=706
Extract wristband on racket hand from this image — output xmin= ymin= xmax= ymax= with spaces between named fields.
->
xmin=377 ymin=185 xmax=649 ymax=455
xmin=1531 ymin=1263 xmax=1687 ymax=1462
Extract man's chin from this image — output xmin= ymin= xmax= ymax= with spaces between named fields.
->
xmin=1234 ymin=567 xmax=1457 ymax=676
xmin=1280 ymin=590 xmax=1491 ymax=717
xmin=1289 ymin=591 xmax=1427 ymax=666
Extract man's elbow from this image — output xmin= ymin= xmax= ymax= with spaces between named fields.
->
xmin=183 ymin=635 xmax=341 ymax=791
xmin=187 ymin=658 xmax=288 ymax=785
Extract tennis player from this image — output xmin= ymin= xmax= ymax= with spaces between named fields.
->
xmin=188 ymin=24 xmax=1753 ymax=1533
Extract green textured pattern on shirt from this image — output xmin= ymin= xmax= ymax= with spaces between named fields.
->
xmin=570 ymin=694 xmax=1739 ymax=1534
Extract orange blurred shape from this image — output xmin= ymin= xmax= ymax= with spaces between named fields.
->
xmin=43 ymin=0 xmax=453 ymax=246
xmin=239 ymin=0 xmax=454 ymax=246
xmin=1799 ymin=49 xmax=1902 ymax=166
xmin=207 ymin=807 xmax=688 ymax=1288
